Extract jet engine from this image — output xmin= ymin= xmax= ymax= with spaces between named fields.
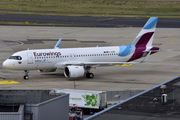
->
xmin=38 ymin=69 xmax=56 ymax=72
xmin=64 ymin=66 xmax=84 ymax=78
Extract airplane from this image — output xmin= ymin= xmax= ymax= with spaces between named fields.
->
xmin=3 ymin=17 xmax=160 ymax=80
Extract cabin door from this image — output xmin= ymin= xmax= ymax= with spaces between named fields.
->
xmin=27 ymin=53 xmax=33 ymax=64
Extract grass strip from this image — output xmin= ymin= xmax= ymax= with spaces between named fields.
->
xmin=1 ymin=11 xmax=180 ymax=19
xmin=0 ymin=0 xmax=179 ymax=18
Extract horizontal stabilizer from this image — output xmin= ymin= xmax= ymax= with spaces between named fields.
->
xmin=141 ymin=51 xmax=152 ymax=63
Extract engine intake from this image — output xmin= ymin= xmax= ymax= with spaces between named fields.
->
xmin=64 ymin=66 xmax=84 ymax=78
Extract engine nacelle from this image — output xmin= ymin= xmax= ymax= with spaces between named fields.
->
xmin=64 ymin=66 xmax=84 ymax=78
xmin=38 ymin=69 xmax=56 ymax=72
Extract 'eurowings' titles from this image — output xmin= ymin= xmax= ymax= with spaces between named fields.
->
xmin=33 ymin=51 xmax=61 ymax=57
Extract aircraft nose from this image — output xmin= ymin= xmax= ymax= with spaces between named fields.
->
xmin=2 ymin=60 xmax=7 ymax=67
xmin=2 ymin=60 xmax=8 ymax=68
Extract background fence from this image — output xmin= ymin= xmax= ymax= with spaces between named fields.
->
xmin=106 ymin=90 xmax=144 ymax=102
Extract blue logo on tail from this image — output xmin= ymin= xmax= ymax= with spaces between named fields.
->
xmin=143 ymin=17 xmax=158 ymax=29
xmin=118 ymin=43 xmax=132 ymax=57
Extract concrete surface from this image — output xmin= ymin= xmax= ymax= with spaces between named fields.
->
xmin=0 ymin=26 xmax=179 ymax=91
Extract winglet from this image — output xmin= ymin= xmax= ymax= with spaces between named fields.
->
xmin=54 ymin=38 xmax=62 ymax=49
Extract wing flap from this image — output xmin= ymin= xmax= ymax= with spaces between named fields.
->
xmin=55 ymin=61 xmax=139 ymax=69
xmin=83 ymin=62 xmax=139 ymax=65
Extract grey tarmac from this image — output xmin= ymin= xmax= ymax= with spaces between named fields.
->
xmin=0 ymin=26 xmax=179 ymax=91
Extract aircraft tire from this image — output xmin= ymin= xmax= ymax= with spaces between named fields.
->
xmin=23 ymin=75 xmax=29 ymax=80
xmin=89 ymin=73 xmax=94 ymax=79
xmin=86 ymin=73 xmax=90 ymax=78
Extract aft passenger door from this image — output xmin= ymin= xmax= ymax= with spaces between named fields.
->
xmin=27 ymin=53 xmax=33 ymax=64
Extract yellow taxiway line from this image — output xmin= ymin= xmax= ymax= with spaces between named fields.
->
xmin=115 ymin=64 xmax=133 ymax=67
xmin=0 ymin=80 xmax=21 ymax=84
xmin=158 ymin=38 xmax=174 ymax=47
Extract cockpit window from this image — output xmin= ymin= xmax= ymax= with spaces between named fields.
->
xmin=9 ymin=56 xmax=22 ymax=60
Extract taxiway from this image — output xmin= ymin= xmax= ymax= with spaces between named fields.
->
xmin=0 ymin=26 xmax=179 ymax=91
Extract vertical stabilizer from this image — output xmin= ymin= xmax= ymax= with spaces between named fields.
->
xmin=128 ymin=17 xmax=159 ymax=61
xmin=131 ymin=17 xmax=158 ymax=49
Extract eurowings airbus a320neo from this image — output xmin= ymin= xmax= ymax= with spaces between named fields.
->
xmin=3 ymin=17 xmax=160 ymax=80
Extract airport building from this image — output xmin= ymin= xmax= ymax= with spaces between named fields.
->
xmin=0 ymin=89 xmax=69 ymax=120
xmin=85 ymin=76 xmax=180 ymax=120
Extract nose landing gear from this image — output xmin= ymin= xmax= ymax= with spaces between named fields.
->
xmin=23 ymin=70 xmax=29 ymax=80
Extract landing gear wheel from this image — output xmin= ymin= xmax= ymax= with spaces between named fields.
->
xmin=86 ymin=73 xmax=94 ymax=79
xmin=24 ymin=70 xmax=29 ymax=80
xmin=23 ymin=75 xmax=29 ymax=80
xmin=89 ymin=73 xmax=94 ymax=79
xmin=86 ymin=73 xmax=90 ymax=78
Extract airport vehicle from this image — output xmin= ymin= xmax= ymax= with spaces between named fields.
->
xmin=3 ymin=17 xmax=160 ymax=80
xmin=51 ymin=89 xmax=107 ymax=114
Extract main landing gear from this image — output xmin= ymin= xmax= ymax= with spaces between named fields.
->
xmin=86 ymin=73 xmax=94 ymax=79
xmin=24 ymin=70 xmax=29 ymax=80
xmin=85 ymin=66 xmax=94 ymax=79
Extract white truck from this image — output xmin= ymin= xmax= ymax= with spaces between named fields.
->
xmin=50 ymin=89 xmax=107 ymax=114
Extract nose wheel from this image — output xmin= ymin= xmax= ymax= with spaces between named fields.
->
xmin=24 ymin=70 xmax=29 ymax=80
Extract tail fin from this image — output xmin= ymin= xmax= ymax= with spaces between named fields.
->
xmin=128 ymin=17 xmax=159 ymax=62
xmin=131 ymin=17 xmax=158 ymax=49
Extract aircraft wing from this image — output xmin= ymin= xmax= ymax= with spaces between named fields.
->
xmin=55 ymin=61 xmax=139 ymax=69
xmin=82 ymin=62 xmax=139 ymax=65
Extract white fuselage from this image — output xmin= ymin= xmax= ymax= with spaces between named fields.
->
xmin=3 ymin=46 xmax=134 ymax=70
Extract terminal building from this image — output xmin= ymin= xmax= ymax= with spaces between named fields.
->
xmin=0 ymin=89 xmax=69 ymax=120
